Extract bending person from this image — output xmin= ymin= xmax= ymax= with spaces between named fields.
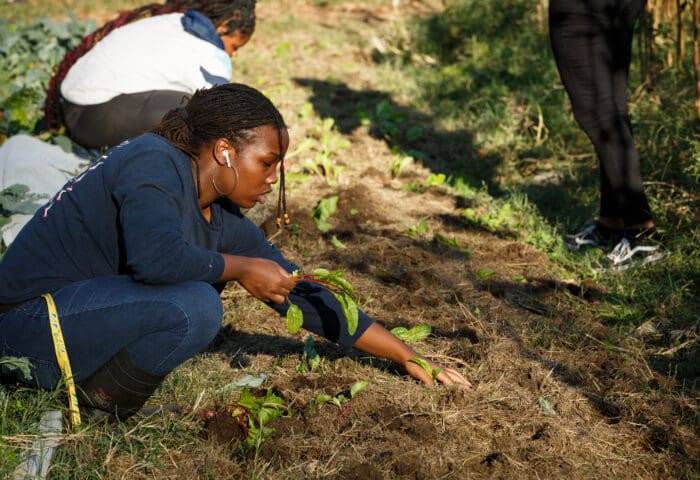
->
xmin=1 ymin=83 xmax=469 ymax=422
xmin=549 ymin=0 xmax=663 ymax=269
xmin=44 ymin=0 xmax=255 ymax=150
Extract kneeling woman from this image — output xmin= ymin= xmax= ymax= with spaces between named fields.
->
xmin=0 ymin=83 xmax=469 ymax=421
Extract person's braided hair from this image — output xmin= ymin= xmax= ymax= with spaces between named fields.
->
xmin=150 ymin=83 xmax=290 ymax=228
xmin=44 ymin=0 xmax=256 ymax=131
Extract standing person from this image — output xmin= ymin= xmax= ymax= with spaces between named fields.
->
xmin=1 ymin=83 xmax=469 ymax=422
xmin=549 ymin=0 xmax=664 ymax=269
xmin=44 ymin=0 xmax=256 ymax=150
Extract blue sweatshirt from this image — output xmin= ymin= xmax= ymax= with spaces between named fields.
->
xmin=0 ymin=134 xmax=372 ymax=348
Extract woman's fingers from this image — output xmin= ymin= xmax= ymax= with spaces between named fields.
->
xmin=436 ymin=367 xmax=472 ymax=387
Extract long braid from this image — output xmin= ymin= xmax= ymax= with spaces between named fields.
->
xmin=150 ymin=83 xmax=289 ymax=226
xmin=45 ymin=0 xmax=256 ymax=131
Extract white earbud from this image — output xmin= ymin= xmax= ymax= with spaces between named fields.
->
xmin=223 ymin=150 xmax=232 ymax=168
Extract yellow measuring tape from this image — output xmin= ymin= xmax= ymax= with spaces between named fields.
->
xmin=42 ymin=293 xmax=81 ymax=428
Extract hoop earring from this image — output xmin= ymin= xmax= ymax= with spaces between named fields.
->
xmin=212 ymin=164 xmax=238 ymax=197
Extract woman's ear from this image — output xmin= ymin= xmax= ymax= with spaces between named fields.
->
xmin=213 ymin=139 xmax=235 ymax=167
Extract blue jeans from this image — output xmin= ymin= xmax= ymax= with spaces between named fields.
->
xmin=0 ymin=276 xmax=222 ymax=389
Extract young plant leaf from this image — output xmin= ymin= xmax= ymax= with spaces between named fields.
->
xmin=409 ymin=357 xmax=442 ymax=383
xmin=0 ymin=356 xmax=32 ymax=381
xmin=350 ymin=380 xmax=368 ymax=398
xmin=297 ymin=335 xmax=321 ymax=373
xmin=286 ymin=303 xmax=303 ymax=334
xmin=315 ymin=394 xmax=333 ymax=404
xmin=332 ymin=291 xmax=358 ymax=335
xmin=477 ymin=268 xmax=496 ymax=279
xmin=390 ymin=323 xmax=432 ymax=343
xmin=220 ymin=373 xmax=268 ymax=392
xmin=290 ymin=269 xmax=359 ymax=336
xmin=331 ymin=235 xmax=347 ymax=249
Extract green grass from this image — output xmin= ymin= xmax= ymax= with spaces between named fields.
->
xmin=373 ymin=0 xmax=700 ymax=336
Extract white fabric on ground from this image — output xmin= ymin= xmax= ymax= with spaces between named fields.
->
xmin=0 ymin=135 xmax=87 ymax=246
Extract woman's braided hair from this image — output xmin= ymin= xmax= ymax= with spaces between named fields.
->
xmin=150 ymin=83 xmax=290 ymax=227
xmin=44 ymin=0 xmax=256 ymax=131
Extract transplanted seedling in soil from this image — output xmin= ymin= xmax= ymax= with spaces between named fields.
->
xmin=286 ymin=268 xmax=358 ymax=336
xmin=315 ymin=380 xmax=368 ymax=415
xmin=295 ymin=334 xmax=321 ymax=373
xmin=230 ymin=388 xmax=288 ymax=448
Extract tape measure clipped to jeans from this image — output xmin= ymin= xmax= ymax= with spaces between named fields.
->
xmin=42 ymin=293 xmax=81 ymax=428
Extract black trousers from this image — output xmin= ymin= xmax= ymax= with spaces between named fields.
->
xmin=60 ymin=90 xmax=189 ymax=150
xmin=549 ymin=0 xmax=652 ymax=227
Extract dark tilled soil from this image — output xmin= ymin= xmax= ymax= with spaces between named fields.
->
xmin=95 ymin=1 xmax=697 ymax=478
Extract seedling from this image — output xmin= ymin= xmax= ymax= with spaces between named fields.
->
xmin=231 ymin=388 xmax=287 ymax=448
xmin=426 ymin=173 xmax=447 ymax=186
xmin=434 ymin=233 xmax=471 ymax=257
xmin=315 ymin=380 xmax=368 ymax=414
xmin=302 ymin=118 xmax=350 ymax=184
xmin=330 ymin=235 xmax=347 ymax=250
xmin=296 ymin=335 xmax=321 ymax=373
xmin=286 ymin=268 xmax=359 ymax=336
xmin=390 ymin=323 xmax=432 ymax=343
xmin=406 ymin=218 xmax=430 ymax=237
xmin=311 ymin=195 xmax=338 ymax=232
xmin=409 ymin=357 xmax=442 ymax=383
xmin=477 ymin=268 xmax=496 ymax=279
xmin=392 ymin=154 xmax=414 ymax=178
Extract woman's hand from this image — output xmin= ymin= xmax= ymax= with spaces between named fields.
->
xmin=220 ymin=255 xmax=295 ymax=304
xmin=404 ymin=356 xmax=472 ymax=387
xmin=353 ymin=323 xmax=472 ymax=387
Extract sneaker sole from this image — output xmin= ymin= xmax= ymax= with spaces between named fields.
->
xmin=595 ymin=250 xmax=668 ymax=273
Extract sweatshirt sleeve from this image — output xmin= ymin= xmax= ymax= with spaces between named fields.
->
xmin=111 ymin=148 xmax=224 ymax=284
xmin=220 ymin=208 xmax=374 ymax=349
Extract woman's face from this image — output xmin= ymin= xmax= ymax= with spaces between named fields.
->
xmin=218 ymin=29 xmax=251 ymax=56
xmin=225 ymin=124 xmax=288 ymax=209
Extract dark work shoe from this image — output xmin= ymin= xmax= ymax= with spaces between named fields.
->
xmin=601 ymin=228 xmax=666 ymax=271
xmin=564 ymin=222 xmax=621 ymax=251
xmin=77 ymin=349 xmax=165 ymax=422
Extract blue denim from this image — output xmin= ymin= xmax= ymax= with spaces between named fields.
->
xmin=0 ymin=276 xmax=222 ymax=389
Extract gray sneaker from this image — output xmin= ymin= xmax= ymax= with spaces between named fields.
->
xmin=564 ymin=223 xmax=621 ymax=251
xmin=602 ymin=232 xmax=666 ymax=271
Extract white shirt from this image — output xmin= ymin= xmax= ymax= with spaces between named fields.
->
xmin=61 ymin=13 xmax=232 ymax=105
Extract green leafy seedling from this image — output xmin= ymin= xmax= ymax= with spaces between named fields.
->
xmin=434 ymin=233 xmax=471 ymax=257
xmin=390 ymin=324 xmax=432 ymax=343
xmin=409 ymin=357 xmax=443 ymax=383
xmin=232 ymin=388 xmax=287 ymax=448
xmin=330 ymin=235 xmax=347 ymax=250
xmin=287 ymin=268 xmax=359 ymax=336
xmin=477 ymin=268 xmax=496 ymax=279
xmin=311 ymin=195 xmax=338 ymax=232
xmin=406 ymin=218 xmax=430 ymax=237
xmin=296 ymin=335 xmax=321 ymax=373
xmin=315 ymin=381 xmax=368 ymax=412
